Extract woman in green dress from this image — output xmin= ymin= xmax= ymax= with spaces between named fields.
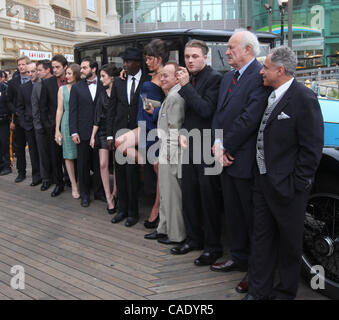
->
xmin=55 ymin=63 xmax=81 ymax=199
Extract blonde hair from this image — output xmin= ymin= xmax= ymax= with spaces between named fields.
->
xmin=16 ymin=56 xmax=31 ymax=65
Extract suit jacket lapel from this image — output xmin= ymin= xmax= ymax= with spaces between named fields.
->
xmin=121 ymin=78 xmax=128 ymax=105
xmin=94 ymin=80 xmax=103 ymax=105
xmin=266 ymin=79 xmax=297 ymax=127
xmin=220 ymin=60 xmax=259 ymax=110
xmin=81 ymin=79 xmax=93 ymax=102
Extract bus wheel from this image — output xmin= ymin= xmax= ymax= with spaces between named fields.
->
xmin=302 ymin=189 xmax=339 ymax=300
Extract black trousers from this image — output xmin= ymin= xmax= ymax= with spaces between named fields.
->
xmin=25 ymin=129 xmax=41 ymax=183
xmin=13 ymin=122 xmax=26 ymax=176
xmin=0 ymin=122 xmax=10 ymax=171
xmin=249 ymin=172 xmax=309 ymax=300
xmin=35 ymin=129 xmax=52 ymax=182
xmin=115 ymin=160 xmax=139 ymax=218
xmin=77 ymin=140 xmax=103 ymax=200
xmin=220 ymin=170 xmax=254 ymax=267
xmin=182 ymin=163 xmax=222 ymax=253
xmin=46 ymin=128 xmax=64 ymax=186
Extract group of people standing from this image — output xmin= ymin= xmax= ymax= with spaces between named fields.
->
xmin=1 ymin=54 xmax=120 ymax=214
xmin=0 ymin=29 xmax=324 ymax=300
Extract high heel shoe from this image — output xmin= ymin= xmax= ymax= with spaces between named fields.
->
xmin=107 ymin=206 xmax=117 ymax=215
xmin=144 ymin=216 xmax=159 ymax=229
xmin=107 ymin=196 xmax=118 ymax=215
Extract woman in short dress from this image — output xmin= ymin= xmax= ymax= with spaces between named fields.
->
xmin=90 ymin=64 xmax=120 ymax=214
xmin=55 ymin=63 xmax=81 ymax=199
xmin=115 ymin=39 xmax=169 ymax=228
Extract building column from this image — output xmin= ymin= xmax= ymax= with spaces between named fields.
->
xmin=37 ymin=0 xmax=55 ymax=29
xmin=102 ymin=0 xmax=120 ymax=35
xmin=0 ymin=0 xmax=6 ymax=18
xmin=73 ymin=0 xmax=86 ymax=32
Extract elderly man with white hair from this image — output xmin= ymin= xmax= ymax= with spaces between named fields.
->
xmin=211 ymin=30 xmax=271 ymax=294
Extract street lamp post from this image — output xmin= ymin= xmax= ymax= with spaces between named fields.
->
xmin=278 ymin=0 xmax=288 ymax=46
xmin=263 ymin=1 xmax=273 ymax=33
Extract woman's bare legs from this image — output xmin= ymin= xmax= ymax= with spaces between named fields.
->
xmin=99 ymin=149 xmax=114 ymax=209
xmin=65 ymin=159 xmax=79 ymax=199
xmin=147 ymin=162 xmax=160 ymax=222
xmin=116 ymin=127 xmax=159 ymax=221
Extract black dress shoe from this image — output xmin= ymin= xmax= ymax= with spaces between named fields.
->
xmin=30 ymin=179 xmax=42 ymax=187
xmin=0 ymin=168 xmax=11 ymax=176
xmin=144 ymin=231 xmax=167 ymax=240
xmin=40 ymin=181 xmax=51 ymax=191
xmin=15 ymin=174 xmax=26 ymax=183
xmin=210 ymin=259 xmax=248 ymax=273
xmin=51 ymin=185 xmax=64 ymax=197
xmin=125 ymin=217 xmax=139 ymax=227
xmin=157 ymin=236 xmax=185 ymax=245
xmin=111 ymin=212 xmax=127 ymax=224
xmin=194 ymin=251 xmax=222 ymax=266
xmin=81 ymin=198 xmax=90 ymax=207
xmin=235 ymin=273 xmax=249 ymax=294
xmin=94 ymin=194 xmax=106 ymax=202
xmin=144 ymin=216 xmax=159 ymax=229
xmin=170 ymin=243 xmax=203 ymax=255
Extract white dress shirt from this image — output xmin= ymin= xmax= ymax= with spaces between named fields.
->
xmin=88 ymin=77 xmax=98 ymax=101
xmin=127 ymin=69 xmax=142 ymax=104
xmin=271 ymin=77 xmax=294 ymax=103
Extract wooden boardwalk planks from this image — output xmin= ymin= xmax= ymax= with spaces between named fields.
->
xmin=0 ymin=158 xmax=327 ymax=300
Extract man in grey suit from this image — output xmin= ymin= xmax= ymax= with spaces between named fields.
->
xmin=32 ymin=60 xmax=53 ymax=191
xmin=145 ymin=62 xmax=186 ymax=245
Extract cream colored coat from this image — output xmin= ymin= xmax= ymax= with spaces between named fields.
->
xmin=156 ymin=83 xmax=186 ymax=242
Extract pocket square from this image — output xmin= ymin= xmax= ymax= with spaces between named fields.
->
xmin=277 ymin=112 xmax=291 ymax=120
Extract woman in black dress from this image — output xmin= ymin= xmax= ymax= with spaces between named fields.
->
xmin=90 ymin=64 xmax=120 ymax=214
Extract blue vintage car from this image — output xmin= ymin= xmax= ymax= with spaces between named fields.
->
xmin=302 ymin=97 xmax=339 ymax=300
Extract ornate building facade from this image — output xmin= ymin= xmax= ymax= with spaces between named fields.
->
xmin=0 ymin=0 xmax=120 ymax=69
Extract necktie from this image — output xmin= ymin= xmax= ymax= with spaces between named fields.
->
xmin=228 ymin=70 xmax=240 ymax=93
xmin=267 ymin=90 xmax=276 ymax=105
xmin=130 ymin=77 xmax=136 ymax=104
xmin=87 ymin=79 xmax=97 ymax=85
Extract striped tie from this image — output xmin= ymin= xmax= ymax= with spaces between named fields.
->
xmin=229 ymin=70 xmax=240 ymax=93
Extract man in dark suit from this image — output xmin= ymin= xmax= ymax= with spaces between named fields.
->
xmin=211 ymin=31 xmax=270 ymax=294
xmin=32 ymin=60 xmax=53 ymax=191
xmin=0 ymin=74 xmax=11 ymax=176
xmin=39 ymin=55 xmax=68 ymax=197
xmin=244 ymin=47 xmax=324 ymax=300
xmin=170 ymin=40 xmax=223 ymax=265
xmin=6 ymin=56 xmax=31 ymax=183
xmin=69 ymin=57 xmax=105 ymax=207
xmin=16 ymin=62 xmax=41 ymax=186
xmin=106 ymin=47 xmax=150 ymax=227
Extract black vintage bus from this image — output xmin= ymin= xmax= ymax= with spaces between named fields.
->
xmin=74 ymin=29 xmax=339 ymax=300
xmin=74 ymin=29 xmax=276 ymax=74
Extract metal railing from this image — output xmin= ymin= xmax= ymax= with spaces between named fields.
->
xmin=296 ymin=66 xmax=339 ymax=82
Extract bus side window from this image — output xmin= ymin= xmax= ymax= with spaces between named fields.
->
xmin=107 ymin=44 xmax=127 ymax=69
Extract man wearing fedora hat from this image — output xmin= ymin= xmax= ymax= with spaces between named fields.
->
xmin=107 ymin=47 xmax=150 ymax=227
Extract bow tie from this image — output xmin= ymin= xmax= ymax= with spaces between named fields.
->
xmin=87 ymin=79 xmax=97 ymax=85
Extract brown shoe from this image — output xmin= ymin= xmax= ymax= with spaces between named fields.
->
xmin=235 ymin=273 xmax=248 ymax=294
xmin=210 ymin=259 xmax=247 ymax=272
